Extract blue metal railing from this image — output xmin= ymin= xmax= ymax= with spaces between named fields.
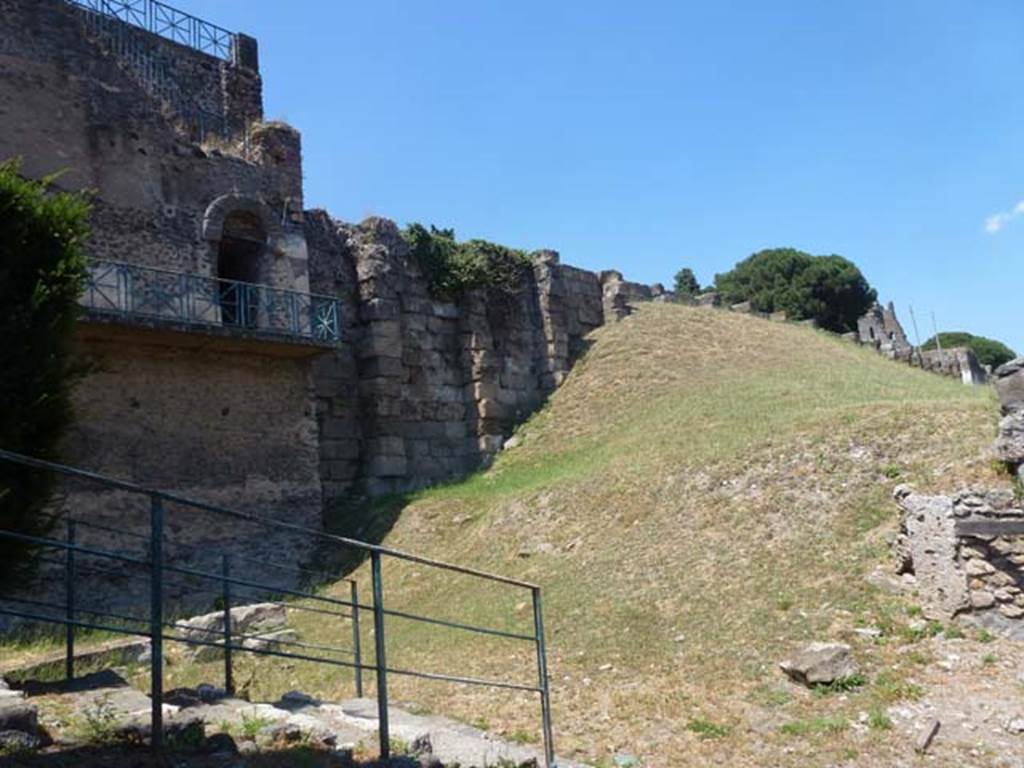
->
xmin=64 ymin=0 xmax=236 ymax=61
xmin=0 ymin=450 xmax=556 ymax=765
xmin=80 ymin=259 xmax=342 ymax=345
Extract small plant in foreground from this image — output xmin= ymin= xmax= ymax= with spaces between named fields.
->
xmin=240 ymin=709 xmax=273 ymax=740
xmin=977 ymin=629 xmax=996 ymax=643
xmin=867 ymin=706 xmax=893 ymax=731
xmin=812 ymin=673 xmax=867 ymax=696
xmin=873 ymin=670 xmax=923 ymax=703
xmin=982 ymin=653 xmax=998 ymax=666
xmin=686 ymin=717 xmax=731 ymax=740
xmin=882 ymin=464 xmax=902 ymax=479
xmin=74 ymin=694 xmax=119 ymax=744
xmin=507 ymin=728 xmax=535 ymax=745
xmin=780 ymin=715 xmax=849 ymax=736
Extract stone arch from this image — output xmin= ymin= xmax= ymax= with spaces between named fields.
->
xmin=201 ymin=193 xmax=281 ymax=244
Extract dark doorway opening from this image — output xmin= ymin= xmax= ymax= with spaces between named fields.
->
xmin=217 ymin=211 xmax=265 ymax=327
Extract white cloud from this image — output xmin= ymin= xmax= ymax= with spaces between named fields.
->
xmin=984 ymin=200 xmax=1024 ymax=233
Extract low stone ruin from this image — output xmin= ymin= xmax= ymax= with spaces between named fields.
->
xmin=895 ymin=487 xmax=1024 ymax=634
xmin=893 ymin=358 xmax=1024 ymax=635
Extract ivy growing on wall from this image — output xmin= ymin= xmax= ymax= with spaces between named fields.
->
xmin=0 ymin=160 xmax=91 ymax=579
xmin=402 ymin=223 xmax=532 ymax=299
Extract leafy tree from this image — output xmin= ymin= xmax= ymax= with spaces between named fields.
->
xmin=403 ymin=223 xmax=531 ymax=299
xmin=714 ymin=247 xmax=876 ymax=332
xmin=921 ymin=332 xmax=1016 ymax=369
xmin=0 ymin=161 xmax=90 ymax=578
xmin=673 ymin=267 xmax=700 ymax=297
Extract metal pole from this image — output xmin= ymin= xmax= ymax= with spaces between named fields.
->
xmin=532 ymin=587 xmax=555 ymax=768
xmin=908 ymin=304 xmax=923 ymax=366
xmin=932 ymin=311 xmax=946 ymax=369
xmin=350 ymin=580 xmax=364 ymax=698
xmin=149 ymin=496 xmax=164 ymax=752
xmin=370 ymin=551 xmax=389 ymax=760
xmin=222 ymin=554 xmax=234 ymax=696
xmin=65 ymin=520 xmax=76 ymax=682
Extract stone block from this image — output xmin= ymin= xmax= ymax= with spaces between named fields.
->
xmin=472 ymin=380 xmax=501 ymax=402
xmin=477 ymin=399 xmax=507 ymax=420
xmin=359 ymin=356 xmax=405 ymax=379
xmin=366 ymin=436 xmax=405 ymax=456
xmin=995 ymin=359 xmax=1024 ymax=413
xmin=360 ymin=298 xmax=400 ymax=322
xmin=970 ymin=590 xmax=996 ymax=609
xmin=359 ymin=378 xmax=402 ymax=398
xmin=996 ymin=411 xmax=1024 ymax=464
xmin=321 ymin=439 xmax=359 ymax=460
xmin=368 ymin=455 xmax=407 ymax=477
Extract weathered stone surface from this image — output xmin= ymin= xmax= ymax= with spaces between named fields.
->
xmin=995 ymin=358 xmax=1024 ymax=413
xmin=0 ymin=700 xmax=37 ymax=735
xmin=996 ymin=412 xmax=1024 ymax=464
xmin=179 ymin=603 xmax=287 ymax=645
xmin=779 ymin=642 xmax=858 ymax=686
xmin=0 ymin=729 xmax=41 ymax=751
xmin=893 ymin=487 xmax=968 ymax=618
xmin=915 ymin=718 xmax=941 ymax=753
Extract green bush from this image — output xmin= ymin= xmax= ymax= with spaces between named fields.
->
xmin=673 ymin=267 xmax=701 ymax=297
xmin=0 ymin=160 xmax=90 ymax=578
xmin=714 ymin=247 xmax=876 ymax=332
xmin=402 ymin=223 xmax=531 ymax=299
xmin=920 ymin=332 xmax=1016 ymax=369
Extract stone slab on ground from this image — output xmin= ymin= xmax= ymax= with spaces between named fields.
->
xmin=22 ymin=673 xmax=590 ymax=767
xmin=323 ymin=697 xmax=591 ymax=767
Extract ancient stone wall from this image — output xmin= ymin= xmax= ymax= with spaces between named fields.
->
xmin=893 ymin=360 xmax=1024 ymax=637
xmin=0 ymin=0 xmax=325 ymax=599
xmin=895 ymin=488 xmax=1024 ymax=637
xmin=304 ymin=220 xmax=607 ymax=500
xmin=0 ymin=0 xmax=301 ymax=293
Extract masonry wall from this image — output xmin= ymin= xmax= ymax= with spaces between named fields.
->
xmin=305 ymin=219 xmax=607 ymax=500
xmin=0 ymin=0 xmax=325 ymax=596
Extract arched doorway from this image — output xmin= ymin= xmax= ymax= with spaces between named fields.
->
xmin=217 ymin=211 xmax=265 ymax=327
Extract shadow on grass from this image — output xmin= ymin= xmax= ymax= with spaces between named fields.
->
xmin=314 ymin=492 xmax=416 ymax=580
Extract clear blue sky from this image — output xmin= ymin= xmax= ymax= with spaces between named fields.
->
xmin=176 ymin=0 xmax=1021 ymax=353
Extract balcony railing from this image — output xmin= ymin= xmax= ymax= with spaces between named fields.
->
xmin=80 ymin=259 xmax=341 ymax=345
xmin=65 ymin=0 xmax=237 ymax=61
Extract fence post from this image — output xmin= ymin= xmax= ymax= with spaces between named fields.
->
xmin=65 ymin=520 xmax=76 ymax=682
xmin=370 ymin=551 xmax=389 ymax=760
xmin=222 ymin=554 xmax=234 ymax=695
xmin=350 ymin=580 xmax=363 ymax=698
xmin=532 ymin=587 xmax=555 ymax=768
xmin=149 ymin=496 xmax=164 ymax=752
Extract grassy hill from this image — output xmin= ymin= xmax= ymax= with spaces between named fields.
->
xmin=314 ymin=303 xmax=997 ymax=766
xmin=36 ymin=303 xmax=998 ymax=766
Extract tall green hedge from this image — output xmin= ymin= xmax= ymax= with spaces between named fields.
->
xmin=0 ymin=161 xmax=90 ymax=578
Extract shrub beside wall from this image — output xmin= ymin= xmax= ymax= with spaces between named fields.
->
xmin=0 ymin=161 xmax=90 ymax=578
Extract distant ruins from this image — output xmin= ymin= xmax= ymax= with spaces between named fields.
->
xmin=854 ymin=301 xmax=988 ymax=386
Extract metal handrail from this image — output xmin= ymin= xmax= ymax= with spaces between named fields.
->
xmin=64 ymin=0 xmax=236 ymax=61
xmin=81 ymin=258 xmax=342 ymax=345
xmin=0 ymin=449 xmax=556 ymax=765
